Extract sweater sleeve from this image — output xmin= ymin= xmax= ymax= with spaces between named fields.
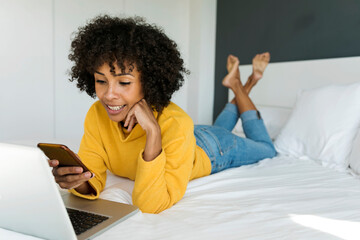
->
xmin=69 ymin=105 xmax=108 ymax=200
xmin=132 ymin=122 xmax=195 ymax=213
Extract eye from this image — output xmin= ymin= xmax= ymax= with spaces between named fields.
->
xmin=96 ymin=80 xmax=106 ymax=84
xmin=119 ymin=82 xmax=131 ymax=85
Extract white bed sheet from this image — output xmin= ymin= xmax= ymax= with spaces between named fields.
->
xmin=2 ymin=155 xmax=360 ymax=240
xmin=100 ymin=155 xmax=360 ymax=240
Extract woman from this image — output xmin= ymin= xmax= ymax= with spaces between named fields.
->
xmin=48 ymin=15 xmax=276 ymax=214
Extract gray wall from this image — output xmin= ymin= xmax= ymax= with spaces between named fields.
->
xmin=214 ymin=0 xmax=360 ymax=121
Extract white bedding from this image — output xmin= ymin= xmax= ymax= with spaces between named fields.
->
xmin=2 ymin=155 xmax=360 ymax=239
xmin=98 ymin=155 xmax=360 ymax=239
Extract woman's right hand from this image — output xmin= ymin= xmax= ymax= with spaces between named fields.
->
xmin=48 ymin=159 xmax=94 ymax=192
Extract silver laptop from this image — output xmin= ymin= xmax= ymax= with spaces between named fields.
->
xmin=0 ymin=143 xmax=139 ymax=240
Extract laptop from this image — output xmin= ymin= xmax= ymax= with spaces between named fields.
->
xmin=0 ymin=143 xmax=139 ymax=240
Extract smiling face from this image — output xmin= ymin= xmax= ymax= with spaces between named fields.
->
xmin=94 ymin=62 xmax=144 ymax=122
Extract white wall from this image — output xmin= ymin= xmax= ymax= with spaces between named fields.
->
xmin=0 ymin=0 xmax=53 ymax=140
xmin=54 ymin=0 xmax=125 ymax=141
xmin=187 ymin=0 xmax=217 ymax=125
xmin=123 ymin=0 xmax=191 ymax=113
xmin=0 ymin=0 xmax=217 ymax=150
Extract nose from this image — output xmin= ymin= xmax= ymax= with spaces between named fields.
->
xmin=104 ymin=82 xmax=118 ymax=101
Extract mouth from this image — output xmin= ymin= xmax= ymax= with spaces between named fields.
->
xmin=106 ymin=104 xmax=126 ymax=114
xmin=107 ymin=104 xmax=125 ymax=110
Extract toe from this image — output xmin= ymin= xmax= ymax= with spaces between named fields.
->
xmin=264 ymin=52 xmax=270 ymax=60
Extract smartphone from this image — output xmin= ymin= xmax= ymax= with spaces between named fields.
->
xmin=37 ymin=143 xmax=90 ymax=173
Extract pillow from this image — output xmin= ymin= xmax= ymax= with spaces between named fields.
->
xmin=274 ymin=81 xmax=360 ymax=171
xmin=232 ymin=106 xmax=292 ymax=140
xmin=349 ymin=129 xmax=360 ymax=175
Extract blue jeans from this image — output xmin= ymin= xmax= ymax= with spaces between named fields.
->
xmin=194 ymin=103 xmax=276 ymax=174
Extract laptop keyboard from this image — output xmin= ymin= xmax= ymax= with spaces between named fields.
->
xmin=66 ymin=208 xmax=109 ymax=235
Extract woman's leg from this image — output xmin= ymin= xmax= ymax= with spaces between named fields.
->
xmin=214 ymin=53 xmax=270 ymax=130
xmin=195 ymin=122 xmax=276 ymax=174
xmin=222 ymin=52 xmax=272 ymax=141
xmin=229 ymin=52 xmax=270 ymax=102
xmin=196 ymin=107 xmax=276 ymax=174
xmin=213 ymin=55 xmax=241 ymax=131
xmin=213 ymin=103 xmax=239 ymax=132
xmin=225 ymin=52 xmax=270 ymax=112
xmin=196 ymin=52 xmax=275 ymax=174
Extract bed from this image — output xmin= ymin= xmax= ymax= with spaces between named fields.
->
xmin=97 ymin=155 xmax=360 ymax=240
xmin=2 ymin=155 xmax=360 ymax=240
xmin=2 ymin=56 xmax=360 ymax=239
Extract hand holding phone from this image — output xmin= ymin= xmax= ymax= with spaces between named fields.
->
xmin=38 ymin=143 xmax=95 ymax=191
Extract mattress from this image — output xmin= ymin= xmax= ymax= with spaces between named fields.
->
xmin=100 ymin=155 xmax=360 ymax=240
xmin=2 ymin=155 xmax=360 ymax=239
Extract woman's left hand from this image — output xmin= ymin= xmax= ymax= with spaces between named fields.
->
xmin=124 ymin=99 xmax=159 ymax=133
xmin=124 ymin=99 xmax=162 ymax=161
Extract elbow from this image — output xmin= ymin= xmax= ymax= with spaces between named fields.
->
xmin=133 ymin=195 xmax=174 ymax=214
xmin=137 ymin=205 xmax=161 ymax=214
xmin=133 ymin=200 xmax=167 ymax=214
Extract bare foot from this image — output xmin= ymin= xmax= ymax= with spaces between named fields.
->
xmin=244 ymin=52 xmax=270 ymax=93
xmin=222 ymin=56 xmax=243 ymax=90
xmin=227 ymin=55 xmax=240 ymax=76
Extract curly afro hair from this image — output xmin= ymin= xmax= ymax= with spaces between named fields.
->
xmin=68 ymin=15 xmax=189 ymax=112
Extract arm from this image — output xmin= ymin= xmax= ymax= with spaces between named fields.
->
xmin=132 ymin=132 xmax=195 ymax=213
xmin=143 ymin=124 xmax=162 ymax=162
xmin=48 ymin=159 xmax=94 ymax=193
xmin=124 ymin=100 xmax=195 ymax=213
xmin=69 ymin=104 xmax=109 ymax=199
xmin=74 ymin=181 xmax=96 ymax=195
xmin=124 ymin=99 xmax=162 ymax=162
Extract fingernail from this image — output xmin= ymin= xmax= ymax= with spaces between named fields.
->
xmin=76 ymin=168 xmax=83 ymax=173
xmin=84 ymin=172 xmax=91 ymax=178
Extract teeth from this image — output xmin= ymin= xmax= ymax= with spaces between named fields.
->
xmin=107 ymin=105 xmax=125 ymax=111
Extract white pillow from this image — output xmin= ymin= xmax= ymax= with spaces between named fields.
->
xmin=232 ymin=106 xmax=292 ymax=140
xmin=349 ymin=129 xmax=360 ymax=175
xmin=274 ymin=81 xmax=360 ymax=171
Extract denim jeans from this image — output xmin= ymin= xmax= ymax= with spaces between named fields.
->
xmin=194 ymin=103 xmax=276 ymax=174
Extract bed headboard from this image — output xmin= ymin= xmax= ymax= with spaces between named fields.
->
xmin=228 ymin=56 xmax=360 ymax=109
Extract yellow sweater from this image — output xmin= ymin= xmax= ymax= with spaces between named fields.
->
xmin=70 ymin=101 xmax=211 ymax=213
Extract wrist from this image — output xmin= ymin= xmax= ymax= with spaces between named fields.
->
xmin=143 ymin=124 xmax=162 ymax=162
xmin=74 ymin=181 xmax=95 ymax=195
xmin=145 ymin=122 xmax=161 ymax=135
